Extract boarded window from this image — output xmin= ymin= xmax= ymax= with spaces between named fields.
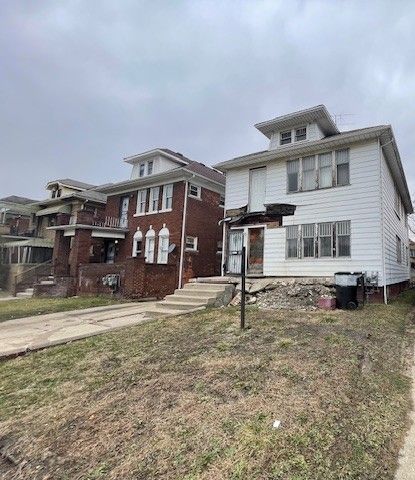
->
xmin=335 ymin=149 xmax=350 ymax=186
xmin=286 ymin=225 xmax=299 ymax=258
xmin=336 ymin=221 xmax=351 ymax=257
xmin=318 ymin=222 xmax=333 ymax=257
xmin=318 ymin=153 xmax=333 ymax=189
xmin=302 ymin=156 xmax=316 ymax=191
xmin=302 ymin=224 xmax=315 ymax=258
xmin=287 ymin=159 xmax=300 ymax=192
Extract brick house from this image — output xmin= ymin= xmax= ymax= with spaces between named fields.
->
xmin=47 ymin=149 xmax=225 ymax=298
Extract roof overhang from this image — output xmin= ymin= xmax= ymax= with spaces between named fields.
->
xmin=124 ymin=148 xmax=189 ymax=166
xmin=36 ymin=204 xmax=72 ymax=216
xmin=97 ymin=167 xmax=224 ymax=196
xmin=255 ymin=105 xmax=339 ymax=139
xmin=47 ymin=224 xmax=127 ymax=239
xmin=0 ymin=237 xmax=54 ymax=248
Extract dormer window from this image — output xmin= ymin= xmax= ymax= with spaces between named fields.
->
xmin=295 ymin=126 xmax=307 ymax=142
xmin=147 ymin=161 xmax=153 ymax=175
xmin=139 ymin=163 xmax=146 ymax=177
xmin=280 ymin=130 xmax=292 ymax=145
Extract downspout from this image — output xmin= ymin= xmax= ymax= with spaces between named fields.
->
xmin=178 ymin=180 xmax=189 ymax=289
xmin=378 ymin=138 xmax=388 ymax=304
xmin=221 ymin=220 xmax=226 ymax=276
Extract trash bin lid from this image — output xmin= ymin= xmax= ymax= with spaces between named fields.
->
xmin=334 ymin=272 xmax=363 ymax=286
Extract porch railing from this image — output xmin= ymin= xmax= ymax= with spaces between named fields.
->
xmin=92 ymin=216 xmax=128 ymax=229
xmin=12 ymin=259 xmax=53 ymax=296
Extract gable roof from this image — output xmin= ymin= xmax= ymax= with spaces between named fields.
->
xmin=255 ymin=105 xmax=339 ymax=138
xmin=46 ymin=178 xmax=96 ymax=190
xmin=0 ymin=195 xmax=38 ymax=205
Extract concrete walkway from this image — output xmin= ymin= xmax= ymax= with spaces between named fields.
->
xmin=0 ymin=302 xmax=162 ymax=358
xmin=395 ymin=345 xmax=415 ymax=480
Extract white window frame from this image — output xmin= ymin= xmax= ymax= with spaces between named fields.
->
xmin=396 ymin=235 xmax=402 ymax=263
xmin=189 ymin=184 xmax=201 ymax=199
xmin=132 ymin=228 xmax=143 ymax=257
xmin=147 ymin=160 xmax=154 ymax=175
xmin=318 ymin=222 xmax=333 ymax=258
xmin=149 ymin=187 xmax=160 ymax=213
xmin=185 ymin=236 xmax=198 ymax=251
xmin=145 ymin=227 xmax=155 ymax=263
xmin=162 ymin=184 xmax=173 ymax=211
xmin=219 ymin=195 xmax=225 ymax=208
xmin=157 ymin=225 xmax=169 ymax=264
xmin=280 ymin=130 xmax=292 ymax=145
xmin=139 ymin=163 xmax=146 ymax=177
xmin=295 ymin=126 xmax=307 ymax=142
xmin=286 ymin=225 xmax=299 ymax=259
xmin=136 ymin=189 xmax=147 ymax=215
xmin=335 ymin=221 xmax=351 ymax=258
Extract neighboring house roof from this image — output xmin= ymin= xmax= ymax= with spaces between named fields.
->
xmin=46 ymin=178 xmax=96 ymax=191
xmin=214 ymin=124 xmax=413 ymax=214
xmin=255 ymin=104 xmax=339 ymax=138
xmin=35 ymin=189 xmax=107 ymax=208
xmin=0 ymin=195 xmax=38 ymax=205
xmin=100 ymin=149 xmax=225 ymax=195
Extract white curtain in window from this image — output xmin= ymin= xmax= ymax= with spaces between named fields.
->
xmin=318 ymin=153 xmax=332 ymax=189
xmin=157 ymin=225 xmax=170 ymax=264
xmin=162 ymin=184 xmax=173 ymax=210
xmin=302 ymin=156 xmax=316 ymax=191
xmin=145 ymin=227 xmax=155 ymax=263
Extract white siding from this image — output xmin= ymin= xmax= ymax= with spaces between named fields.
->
xmin=380 ymin=150 xmax=410 ymax=285
xmin=225 ymin=140 xmax=386 ymax=282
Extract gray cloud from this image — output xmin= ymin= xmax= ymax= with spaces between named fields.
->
xmin=1 ymin=0 xmax=414 ymax=200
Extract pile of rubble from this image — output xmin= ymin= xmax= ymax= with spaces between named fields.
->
xmin=230 ymin=278 xmax=335 ymax=311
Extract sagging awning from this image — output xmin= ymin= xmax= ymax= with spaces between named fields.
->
xmin=36 ymin=204 xmax=71 ymax=216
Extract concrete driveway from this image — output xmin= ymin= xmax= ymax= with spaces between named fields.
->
xmin=0 ymin=302 xmax=161 ymax=358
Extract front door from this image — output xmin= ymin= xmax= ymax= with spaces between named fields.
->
xmin=247 ymin=227 xmax=264 ymax=275
xmin=119 ymin=196 xmax=129 ymax=228
xmin=227 ymin=230 xmax=244 ymax=274
xmin=105 ymin=241 xmax=116 ymax=264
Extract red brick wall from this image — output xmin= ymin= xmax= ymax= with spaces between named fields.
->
xmin=183 ymin=188 xmax=223 ymax=283
xmin=105 ymin=180 xmax=223 ymax=287
xmin=53 ymin=230 xmax=71 ymax=276
xmin=78 ymin=262 xmax=126 ymax=296
xmin=68 ymin=229 xmax=92 ymax=277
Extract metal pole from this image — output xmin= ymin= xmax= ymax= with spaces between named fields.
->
xmin=241 ymin=245 xmax=246 ymax=329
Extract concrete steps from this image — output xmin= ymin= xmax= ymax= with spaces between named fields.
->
xmin=16 ymin=287 xmax=34 ymax=298
xmin=153 ymin=282 xmax=235 ymax=315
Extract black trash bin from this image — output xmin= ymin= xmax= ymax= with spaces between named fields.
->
xmin=335 ymin=272 xmax=363 ymax=310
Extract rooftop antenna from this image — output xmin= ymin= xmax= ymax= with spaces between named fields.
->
xmin=332 ymin=113 xmax=357 ymax=128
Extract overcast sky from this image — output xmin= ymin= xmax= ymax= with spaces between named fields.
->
xmin=1 ymin=0 xmax=414 ymax=200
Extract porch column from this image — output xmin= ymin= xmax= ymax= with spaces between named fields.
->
xmin=69 ymin=229 xmax=92 ymax=278
xmin=53 ymin=230 xmax=71 ymax=276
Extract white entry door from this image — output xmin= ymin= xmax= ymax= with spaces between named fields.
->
xmin=249 ymin=167 xmax=266 ymax=212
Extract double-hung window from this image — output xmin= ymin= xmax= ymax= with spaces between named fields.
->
xmin=336 ymin=221 xmax=351 ymax=257
xmin=302 ymin=156 xmax=316 ymax=191
xmin=318 ymin=152 xmax=333 ymax=189
xmin=335 ymin=149 xmax=350 ymax=186
xmin=139 ymin=163 xmax=146 ymax=177
xmin=295 ymin=126 xmax=307 ymax=142
xmin=302 ymin=224 xmax=315 ymax=257
xmin=287 ymin=159 xmax=300 ymax=193
xmin=318 ymin=222 xmax=333 ymax=257
xmin=147 ymin=161 xmax=153 ymax=175
xmin=162 ymin=184 xmax=173 ymax=210
xmin=149 ymin=187 xmax=160 ymax=213
xmin=136 ymin=189 xmax=147 ymax=214
xmin=286 ymin=225 xmax=299 ymax=258
xmin=186 ymin=236 xmax=198 ymax=251
xmin=280 ymin=130 xmax=292 ymax=145
xmin=189 ymin=184 xmax=201 ymax=199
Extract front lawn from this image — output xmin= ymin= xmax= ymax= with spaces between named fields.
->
xmin=0 ymin=296 xmax=126 ymax=323
xmin=0 ymin=291 xmax=414 ymax=479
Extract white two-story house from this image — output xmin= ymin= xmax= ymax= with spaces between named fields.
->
xmin=215 ymin=105 xmax=413 ymax=303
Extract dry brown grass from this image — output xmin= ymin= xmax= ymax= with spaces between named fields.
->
xmin=0 ymin=290 xmax=414 ymax=479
